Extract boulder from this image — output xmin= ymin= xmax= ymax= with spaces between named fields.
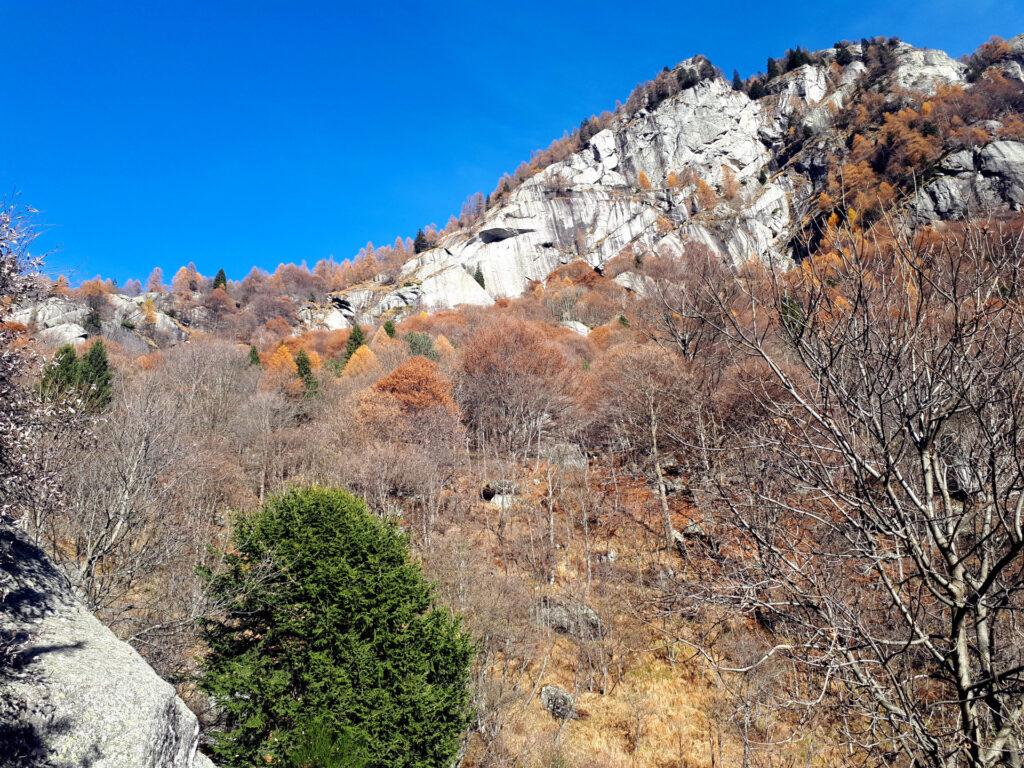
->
xmin=613 ymin=270 xmax=650 ymax=296
xmin=536 ymin=596 xmax=603 ymax=641
xmin=0 ymin=522 xmax=213 ymax=768
xmin=35 ymin=323 xmax=88 ymax=347
xmin=558 ymin=320 xmax=589 ymax=336
xmin=539 ymin=685 xmax=579 ymax=721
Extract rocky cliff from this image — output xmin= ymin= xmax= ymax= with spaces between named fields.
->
xmin=0 ymin=522 xmax=213 ymax=768
xmin=14 ymin=36 xmax=1024 ymax=344
xmin=333 ymin=37 xmax=1024 ymax=321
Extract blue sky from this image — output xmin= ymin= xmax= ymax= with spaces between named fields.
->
xmin=2 ymin=0 xmax=1021 ymax=285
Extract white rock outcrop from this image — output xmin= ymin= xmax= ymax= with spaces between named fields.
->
xmin=889 ymin=44 xmax=965 ymax=93
xmin=331 ymin=40 xmax=1021 ymax=320
xmin=345 ymin=68 xmax=800 ymax=318
xmin=11 ymin=297 xmax=89 ymax=330
xmin=14 ymin=292 xmax=186 ymax=351
xmin=915 ymin=140 xmax=1024 ymax=219
xmin=297 ymin=302 xmax=351 ymax=331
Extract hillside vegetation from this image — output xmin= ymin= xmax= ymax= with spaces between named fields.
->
xmin=5 ymin=34 xmax=1024 ymax=768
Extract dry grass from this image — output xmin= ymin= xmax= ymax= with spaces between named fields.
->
xmin=444 ymin=463 xmax=850 ymax=768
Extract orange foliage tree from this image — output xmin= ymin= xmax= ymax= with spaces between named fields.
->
xmin=374 ymin=356 xmax=457 ymax=415
xmin=356 ymin=356 xmax=461 ymax=444
xmin=458 ymin=317 xmax=571 ymax=455
xmin=342 ymin=344 xmax=380 ymax=378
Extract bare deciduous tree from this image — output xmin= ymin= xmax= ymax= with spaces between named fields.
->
xmin=693 ymin=220 xmax=1024 ymax=767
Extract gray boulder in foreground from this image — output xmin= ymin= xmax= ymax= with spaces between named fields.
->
xmin=0 ymin=522 xmax=214 ymax=768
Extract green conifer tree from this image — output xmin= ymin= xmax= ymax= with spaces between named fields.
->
xmin=78 ymin=340 xmax=113 ymax=410
xmin=405 ymin=331 xmax=438 ymax=361
xmin=40 ymin=345 xmax=80 ymax=400
xmin=383 ymin=319 xmax=396 ymax=338
xmin=413 ymin=229 xmax=429 ymax=254
xmin=199 ymin=487 xmax=473 ymax=768
xmin=473 ymin=264 xmax=486 ymax=289
xmin=213 ymin=268 xmax=228 ymax=290
xmin=248 ymin=345 xmax=261 ymax=366
xmin=344 ymin=324 xmax=365 ymax=361
xmin=294 ymin=348 xmax=318 ymax=396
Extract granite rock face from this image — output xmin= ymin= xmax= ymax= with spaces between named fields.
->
xmin=350 ymin=72 xmax=793 ymax=319
xmin=0 ymin=522 xmax=213 ymax=768
xmin=337 ymin=40 xmax=1002 ymax=320
xmin=13 ymin=292 xmax=186 ymax=352
xmin=914 ymin=140 xmax=1024 ymax=220
xmin=888 ymin=43 xmax=966 ymax=93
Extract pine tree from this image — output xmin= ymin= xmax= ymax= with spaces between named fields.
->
xmin=213 ymin=268 xmax=228 ymax=290
xmin=78 ymin=340 xmax=113 ymax=410
xmin=413 ymin=229 xmax=429 ymax=254
xmin=785 ymin=46 xmax=811 ymax=71
xmin=40 ymin=345 xmax=80 ymax=400
xmin=405 ymin=331 xmax=438 ymax=361
xmin=199 ymin=487 xmax=473 ymax=768
xmin=473 ymin=264 xmax=486 ymax=289
xmin=248 ymin=345 xmax=261 ymax=366
xmin=345 ymin=324 xmax=365 ymax=361
xmin=732 ymin=69 xmax=744 ymax=91
xmin=383 ymin=319 xmax=396 ymax=338
xmin=767 ymin=57 xmax=781 ymax=79
xmin=294 ymin=348 xmax=318 ymax=396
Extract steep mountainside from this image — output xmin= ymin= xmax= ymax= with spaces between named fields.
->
xmin=13 ymin=35 xmax=1024 ymax=348
xmin=333 ymin=37 xmax=1024 ymax=320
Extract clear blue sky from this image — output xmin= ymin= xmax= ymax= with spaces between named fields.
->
xmin=2 ymin=0 xmax=1020 ymax=285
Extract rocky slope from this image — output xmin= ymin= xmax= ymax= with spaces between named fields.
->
xmin=0 ymin=522 xmax=213 ymax=768
xmin=12 ymin=293 xmax=186 ymax=353
xmin=14 ymin=36 xmax=1024 ymax=347
xmin=334 ymin=37 xmax=1024 ymax=321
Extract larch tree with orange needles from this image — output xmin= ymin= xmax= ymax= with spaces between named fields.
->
xmin=342 ymin=344 xmax=379 ymax=378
